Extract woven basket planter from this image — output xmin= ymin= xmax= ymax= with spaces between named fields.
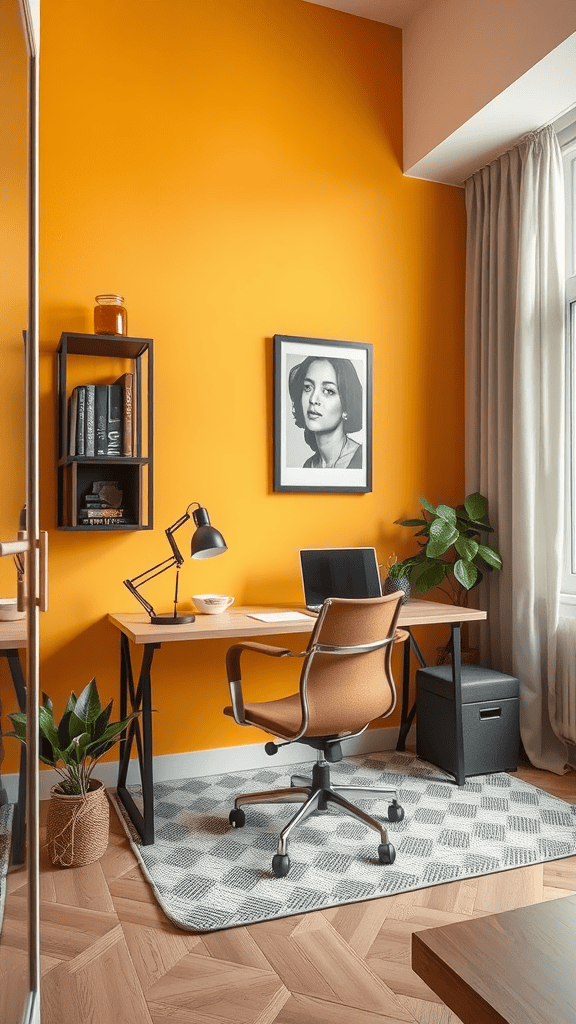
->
xmin=46 ymin=778 xmax=109 ymax=867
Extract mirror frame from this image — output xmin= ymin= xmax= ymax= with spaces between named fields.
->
xmin=17 ymin=1 xmax=41 ymax=1021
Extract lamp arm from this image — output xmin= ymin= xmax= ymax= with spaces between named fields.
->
xmin=125 ymin=555 xmax=178 ymax=587
xmin=122 ymin=553 xmax=179 ymax=620
xmin=123 ymin=579 xmax=157 ymax=619
xmin=164 ymin=503 xmax=199 ymax=565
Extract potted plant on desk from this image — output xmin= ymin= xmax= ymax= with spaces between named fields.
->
xmin=5 ymin=678 xmax=139 ymax=867
xmin=380 ymin=554 xmax=411 ymax=604
xmin=392 ymin=492 xmax=502 ymax=662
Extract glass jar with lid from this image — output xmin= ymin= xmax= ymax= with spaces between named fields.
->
xmin=94 ymin=294 xmax=127 ymax=336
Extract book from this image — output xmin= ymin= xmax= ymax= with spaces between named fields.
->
xmin=114 ymin=373 xmax=133 ymax=456
xmin=84 ymin=384 xmax=95 ymax=457
xmin=79 ymin=518 xmax=128 ymax=526
xmin=94 ymin=385 xmax=108 ymax=456
xmin=78 ymin=508 xmax=125 ymax=518
xmin=106 ymin=385 xmax=122 ymax=456
xmin=76 ymin=386 xmax=86 ymax=456
xmin=68 ymin=388 xmax=79 ymax=456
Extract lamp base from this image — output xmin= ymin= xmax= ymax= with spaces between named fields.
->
xmin=150 ymin=613 xmax=196 ymax=625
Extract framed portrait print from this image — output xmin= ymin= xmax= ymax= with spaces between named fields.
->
xmin=273 ymin=334 xmax=373 ymax=493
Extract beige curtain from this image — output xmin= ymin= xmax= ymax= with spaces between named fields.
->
xmin=465 ymin=126 xmax=567 ymax=774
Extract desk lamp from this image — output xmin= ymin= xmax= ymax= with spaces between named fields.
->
xmin=123 ymin=502 xmax=227 ymax=624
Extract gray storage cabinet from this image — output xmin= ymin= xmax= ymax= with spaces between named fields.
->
xmin=416 ymin=664 xmax=520 ymax=778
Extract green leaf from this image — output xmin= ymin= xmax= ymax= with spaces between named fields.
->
xmin=67 ymin=710 xmax=90 ymax=742
xmin=455 ymin=536 xmax=479 ymax=561
xmin=453 ymin=559 xmax=478 ymax=589
xmin=476 ymin=543 xmax=503 ymax=570
xmin=61 ymin=733 xmax=91 ymax=766
xmin=435 ymin=504 xmax=457 ymax=526
xmin=6 ymin=712 xmax=27 ymax=742
xmin=412 ymin=561 xmax=446 ymax=595
xmin=464 ymin=492 xmax=488 ymax=522
xmin=57 ymin=709 xmax=76 ymax=749
xmin=92 ymin=701 xmax=113 ymax=740
xmin=64 ymin=692 xmax=77 ymax=714
xmin=426 ymin=518 xmax=459 ymax=558
xmin=38 ymin=705 xmax=61 ymax=754
xmin=419 ymin=496 xmax=436 ymax=515
xmin=85 ymin=712 xmax=140 ymax=760
xmin=398 ymin=518 xmax=428 ymax=528
xmin=72 ymin=679 xmax=102 ymax=726
xmin=41 ymin=692 xmax=53 ymax=711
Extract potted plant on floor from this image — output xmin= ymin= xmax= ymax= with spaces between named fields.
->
xmin=4 ymin=678 xmax=139 ymax=867
xmin=392 ymin=492 xmax=502 ymax=661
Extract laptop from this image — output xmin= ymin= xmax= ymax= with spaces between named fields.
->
xmin=299 ymin=547 xmax=382 ymax=612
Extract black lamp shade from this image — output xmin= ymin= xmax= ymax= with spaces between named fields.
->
xmin=191 ymin=525 xmax=227 ymax=559
xmin=190 ymin=506 xmax=227 ymax=559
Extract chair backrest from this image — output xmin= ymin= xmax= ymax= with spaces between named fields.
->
xmin=297 ymin=593 xmax=404 ymax=737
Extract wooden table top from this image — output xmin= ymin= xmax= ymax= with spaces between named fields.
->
xmin=108 ymin=599 xmax=486 ymax=645
xmin=412 ymin=893 xmax=576 ymax=1024
xmin=0 ymin=617 xmax=26 ymax=650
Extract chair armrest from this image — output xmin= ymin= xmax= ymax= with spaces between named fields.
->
xmin=226 ymin=641 xmax=293 ymax=684
xmin=225 ymin=642 xmax=296 ymax=726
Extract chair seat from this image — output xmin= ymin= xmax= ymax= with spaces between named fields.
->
xmin=224 ymin=693 xmax=356 ymax=738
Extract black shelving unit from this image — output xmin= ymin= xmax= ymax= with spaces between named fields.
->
xmin=57 ymin=332 xmax=153 ymax=530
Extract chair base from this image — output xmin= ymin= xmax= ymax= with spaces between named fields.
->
xmin=230 ymin=761 xmax=403 ymax=875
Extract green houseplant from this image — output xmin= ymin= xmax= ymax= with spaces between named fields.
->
xmin=392 ymin=492 xmax=502 ymax=605
xmin=5 ymin=678 xmax=140 ymax=866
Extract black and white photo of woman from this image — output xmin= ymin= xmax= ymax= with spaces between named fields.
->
xmin=288 ymin=354 xmax=363 ymax=469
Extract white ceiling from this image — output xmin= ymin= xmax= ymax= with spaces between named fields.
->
xmin=300 ymin=0 xmax=428 ymax=29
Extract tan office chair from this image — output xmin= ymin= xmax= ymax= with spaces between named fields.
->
xmin=224 ymin=593 xmax=408 ymax=877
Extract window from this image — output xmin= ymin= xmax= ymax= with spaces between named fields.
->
xmin=559 ymin=117 xmax=576 ymax=602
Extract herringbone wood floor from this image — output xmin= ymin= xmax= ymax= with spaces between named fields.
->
xmin=2 ymin=759 xmax=576 ymax=1024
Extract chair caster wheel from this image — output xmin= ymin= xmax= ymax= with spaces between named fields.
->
xmin=229 ymin=808 xmax=246 ymax=828
xmin=272 ymin=854 xmax=290 ymax=877
xmin=378 ymin=843 xmax=396 ymax=865
xmin=388 ymin=799 xmax=404 ymax=823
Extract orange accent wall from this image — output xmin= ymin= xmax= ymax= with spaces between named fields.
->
xmin=2 ymin=0 xmax=465 ymax=772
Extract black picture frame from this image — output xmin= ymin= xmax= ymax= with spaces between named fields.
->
xmin=273 ymin=334 xmax=373 ymax=493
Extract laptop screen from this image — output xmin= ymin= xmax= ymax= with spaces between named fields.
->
xmin=299 ymin=547 xmax=382 ymax=611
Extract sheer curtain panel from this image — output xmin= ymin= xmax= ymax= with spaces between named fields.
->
xmin=465 ymin=126 xmax=567 ymax=774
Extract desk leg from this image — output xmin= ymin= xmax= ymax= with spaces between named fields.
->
xmin=451 ymin=623 xmax=465 ymax=787
xmin=116 ymin=636 xmax=159 ymax=845
xmin=396 ymin=630 xmax=426 ymax=752
xmin=1 ymin=650 xmax=27 ymax=866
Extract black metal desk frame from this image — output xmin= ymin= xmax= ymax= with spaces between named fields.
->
xmin=396 ymin=623 xmax=466 ymax=786
xmin=117 ymin=633 xmax=159 ymax=845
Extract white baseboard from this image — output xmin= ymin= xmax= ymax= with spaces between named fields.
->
xmin=1 ymin=725 xmax=415 ymax=803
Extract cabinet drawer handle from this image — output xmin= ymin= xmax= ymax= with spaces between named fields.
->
xmin=480 ymin=707 xmax=501 ymax=719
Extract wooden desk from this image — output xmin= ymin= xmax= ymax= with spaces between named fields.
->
xmin=412 ymin=894 xmax=576 ymax=1024
xmin=108 ymin=600 xmax=487 ymax=844
xmin=0 ymin=619 xmax=27 ymax=865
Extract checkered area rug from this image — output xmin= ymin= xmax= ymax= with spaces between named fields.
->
xmin=110 ymin=751 xmax=576 ymax=932
xmin=0 ymin=803 xmax=13 ymax=937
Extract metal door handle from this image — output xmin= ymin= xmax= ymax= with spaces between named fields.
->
xmin=0 ymin=538 xmax=29 ymax=556
xmin=0 ymin=531 xmax=48 ymax=611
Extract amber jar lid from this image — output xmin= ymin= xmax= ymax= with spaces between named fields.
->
xmin=95 ymin=294 xmax=125 ymax=305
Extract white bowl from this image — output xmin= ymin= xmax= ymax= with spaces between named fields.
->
xmin=192 ymin=593 xmax=234 ymax=615
xmin=0 ymin=598 xmax=25 ymax=621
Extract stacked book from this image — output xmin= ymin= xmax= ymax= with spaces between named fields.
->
xmin=68 ymin=373 xmax=134 ymax=457
xmin=79 ymin=482 xmax=128 ymax=526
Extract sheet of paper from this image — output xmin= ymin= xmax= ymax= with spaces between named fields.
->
xmin=247 ymin=611 xmax=313 ymax=622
